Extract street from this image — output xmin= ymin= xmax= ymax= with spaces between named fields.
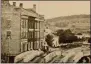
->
xmin=15 ymin=44 xmax=90 ymax=63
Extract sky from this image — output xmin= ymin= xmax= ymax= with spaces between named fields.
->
xmin=9 ymin=1 xmax=90 ymax=19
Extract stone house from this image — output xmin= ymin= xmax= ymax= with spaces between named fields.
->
xmin=1 ymin=0 xmax=45 ymax=62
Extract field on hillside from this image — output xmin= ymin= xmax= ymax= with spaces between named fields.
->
xmin=46 ymin=14 xmax=90 ymax=34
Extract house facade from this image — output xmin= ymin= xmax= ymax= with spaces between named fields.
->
xmin=1 ymin=0 xmax=45 ymax=62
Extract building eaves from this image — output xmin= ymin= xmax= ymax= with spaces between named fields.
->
xmin=21 ymin=8 xmax=39 ymax=18
xmin=25 ymin=8 xmax=39 ymax=17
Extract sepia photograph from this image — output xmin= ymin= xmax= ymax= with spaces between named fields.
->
xmin=1 ymin=0 xmax=91 ymax=63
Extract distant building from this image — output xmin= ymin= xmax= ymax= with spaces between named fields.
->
xmin=44 ymin=27 xmax=52 ymax=36
xmin=1 ymin=0 xmax=45 ymax=62
xmin=75 ymin=34 xmax=90 ymax=39
xmin=52 ymin=36 xmax=60 ymax=47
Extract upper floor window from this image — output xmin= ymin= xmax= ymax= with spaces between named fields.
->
xmin=21 ymin=31 xmax=27 ymax=39
xmin=6 ymin=30 xmax=11 ymax=39
xmin=35 ymin=22 xmax=39 ymax=29
xmin=28 ymin=21 xmax=34 ymax=29
xmin=21 ymin=19 xmax=28 ymax=28
xmin=28 ymin=31 xmax=34 ymax=39
xmin=7 ymin=20 xmax=11 ymax=28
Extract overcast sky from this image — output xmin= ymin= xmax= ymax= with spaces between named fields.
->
xmin=9 ymin=1 xmax=90 ymax=19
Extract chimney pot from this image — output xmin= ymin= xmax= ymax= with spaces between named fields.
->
xmin=19 ymin=3 xmax=23 ymax=8
xmin=13 ymin=2 xmax=16 ymax=6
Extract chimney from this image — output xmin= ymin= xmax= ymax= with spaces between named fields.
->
xmin=2 ymin=0 xmax=9 ymax=5
xmin=33 ymin=4 xmax=36 ymax=12
xmin=13 ymin=2 xmax=16 ymax=6
xmin=19 ymin=3 xmax=23 ymax=8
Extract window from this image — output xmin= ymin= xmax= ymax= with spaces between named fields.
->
xmin=22 ymin=43 xmax=25 ymax=52
xmin=40 ymin=22 xmax=44 ymax=30
xmin=34 ymin=31 xmax=39 ymax=39
xmin=7 ymin=31 xmax=11 ymax=36
xmin=28 ymin=31 xmax=34 ymax=39
xmin=26 ymin=20 xmax=28 ymax=28
xmin=37 ymin=22 xmax=39 ymax=29
xmin=31 ymin=22 xmax=34 ymax=29
xmin=6 ymin=31 xmax=11 ymax=39
xmin=21 ymin=31 xmax=27 ymax=39
xmin=33 ymin=41 xmax=38 ymax=50
xmin=21 ymin=18 xmax=28 ymax=39
xmin=32 ymin=31 xmax=34 ymax=38
xmin=40 ymin=31 xmax=44 ymax=38
xmin=7 ymin=20 xmax=11 ymax=28
xmin=22 ymin=19 xmax=24 ymax=28
xmin=28 ymin=21 xmax=35 ymax=29
xmin=30 ymin=42 xmax=33 ymax=49
xmin=21 ymin=32 xmax=25 ymax=38
xmin=35 ymin=22 xmax=37 ymax=29
xmin=25 ymin=31 xmax=27 ymax=38
xmin=27 ymin=43 xmax=28 ymax=51
xmin=35 ymin=22 xmax=39 ymax=29
xmin=21 ymin=19 xmax=28 ymax=28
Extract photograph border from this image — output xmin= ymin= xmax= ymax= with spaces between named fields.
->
xmin=0 ymin=0 xmax=90 ymax=63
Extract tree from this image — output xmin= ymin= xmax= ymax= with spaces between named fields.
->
xmin=56 ymin=29 xmax=64 ymax=36
xmin=45 ymin=34 xmax=54 ymax=47
xmin=58 ymin=29 xmax=78 ymax=44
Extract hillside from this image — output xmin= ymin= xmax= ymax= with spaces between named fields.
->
xmin=46 ymin=14 xmax=90 ymax=34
